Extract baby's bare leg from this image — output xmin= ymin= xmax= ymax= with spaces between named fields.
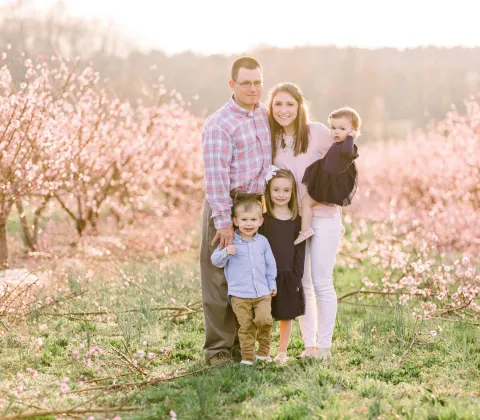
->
xmin=300 ymin=193 xmax=318 ymax=233
xmin=294 ymin=193 xmax=318 ymax=245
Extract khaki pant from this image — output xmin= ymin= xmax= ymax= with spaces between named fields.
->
xmin=231 ymin=295 xmax=273 ymax=361
xmin=200 ymin=199 xmax=239 ymax=360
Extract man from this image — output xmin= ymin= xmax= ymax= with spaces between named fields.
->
xmin=200 ymin=56 xmax=271 ymax=365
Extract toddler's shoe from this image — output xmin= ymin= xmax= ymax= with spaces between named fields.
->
xmin=240 ymin=360 xmax=254 ymax=366
xmin=274 ymin=352 xmax=287 ymax=363
xmin=294 ymin=227 xmax=315 ymax=245
xmin=314 ymin=348 xmax=331 ymax=361
xmin=256 ymin=355 xmax=272 ymax=362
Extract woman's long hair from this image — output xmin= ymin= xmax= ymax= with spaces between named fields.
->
xmin=264 ymin=169 xmax=299 ymax=220
xmin=266 ymin=82 xmax=311 ymax=161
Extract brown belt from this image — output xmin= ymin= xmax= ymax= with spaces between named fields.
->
xmin=230 ymin=189 xmax=262 ymax=201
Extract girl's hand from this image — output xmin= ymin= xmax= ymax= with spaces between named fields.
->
xmin=271 ymin=289 xmax=277 ymax=296
xmin=226 ymin=245 xmax=237 ymax=255
xmin=349 ymin=130 xmax=357 ymax=139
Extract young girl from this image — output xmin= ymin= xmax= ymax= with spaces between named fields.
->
xmin=294 ymin=107 xmax=361 ymax=245
xmin=260 ymin=167 xmax=306 ymax=363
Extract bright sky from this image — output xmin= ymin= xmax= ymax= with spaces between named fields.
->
xmin=4 ymin=0 xmax=480 ymax=55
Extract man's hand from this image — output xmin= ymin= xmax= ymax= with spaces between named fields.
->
xmin=226 ymin=245 xmax=237 ymax=256
xmin=211 ymin=226 xmax=234 ymax=249
xmin=271 ymin=289 xmax=277 ymax=296
xmin=349 ymin=130 xmax=357 ymax=139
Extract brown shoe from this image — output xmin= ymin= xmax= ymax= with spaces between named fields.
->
xmin=231 ymin=347 xmax=242 ymax=362
xmin=206 ymin=351 xmax=232 ymax=366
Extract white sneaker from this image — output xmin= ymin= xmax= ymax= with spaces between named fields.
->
xmin=240 ymin=360 xmax=254 ymax=365
xmin=255 ymin=355 xmax=272 ymax=362
xmin=274 ymin=352 xmax=287 ymax=363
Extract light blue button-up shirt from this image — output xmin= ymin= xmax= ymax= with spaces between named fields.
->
xmin=211 ymin=231 xmax=277 ymax=298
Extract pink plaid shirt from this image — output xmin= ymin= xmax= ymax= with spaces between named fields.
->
xmin=202 ymin=98 xmax=271 ymax=229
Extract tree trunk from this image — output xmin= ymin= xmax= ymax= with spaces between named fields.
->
xmin=87 ymin=208 xmax=99 ymax=235
xmin=0 ymin=217 xmax=8 ymax=269
xmin=76 ymin=218 xmax=87 ymax=236
xmin=15 ymin=199 xmax=36 ymax=251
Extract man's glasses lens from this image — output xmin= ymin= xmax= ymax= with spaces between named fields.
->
xmin=237 ymin=81 xmax=264 ymax=88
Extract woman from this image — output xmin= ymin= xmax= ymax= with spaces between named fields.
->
xmin=266 ymin=83 xmax=342 ymax=360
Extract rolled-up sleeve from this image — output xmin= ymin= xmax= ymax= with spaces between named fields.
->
xmin=202 ymin=125 xmax=233 ymax=229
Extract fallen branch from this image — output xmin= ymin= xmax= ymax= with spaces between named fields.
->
xmin=337 ymin=289 xmax=430 ymax=302
xmin=39 ymin=304 xmax=202 ymax=317
xmin=106 ymin=344 xmax=147 ymax=377
xmin=69 ymin=360 xmax=230 ymax=394
xmin=1 ymin=405 xmax=139 ymax=420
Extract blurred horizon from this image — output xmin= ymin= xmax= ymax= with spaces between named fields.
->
xmin=2 ymin=0 xmax=480 ymax=141
xmin=2 ymin=0 xmax=480 ymax=56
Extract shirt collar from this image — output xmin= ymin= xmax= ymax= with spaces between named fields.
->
xmin=227 ymin=96 xmax=260 ymax=117
xmin=233 ymin=230 xmax=259 ymax=243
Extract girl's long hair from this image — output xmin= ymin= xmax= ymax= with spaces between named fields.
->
xmin=264 ymin=169 xmax=299 ymax=220
xmin=266 ymin=82 xmax=311 ymax=161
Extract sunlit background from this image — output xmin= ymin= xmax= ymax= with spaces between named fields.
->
xmin=2 ymin=0 xmax=480 ymax=141
xmin=8 ymin=0 xmax=480 ymax=55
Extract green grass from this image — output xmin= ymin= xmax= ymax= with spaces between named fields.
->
xmin=0 ymin=250 xmax=479 ymax=419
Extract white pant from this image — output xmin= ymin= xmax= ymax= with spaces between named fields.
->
xmin=299 ymin=213 xmax=341 ymax=348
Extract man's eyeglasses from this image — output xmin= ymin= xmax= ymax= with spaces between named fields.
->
xmin=235 ymin=80 xmax=264 ymax=89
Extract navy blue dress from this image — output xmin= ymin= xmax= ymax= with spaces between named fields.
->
xmin=302 ymin=135 xmax=359 ymax=206
xmin=260 ymin=214 xmax=306 ymax=320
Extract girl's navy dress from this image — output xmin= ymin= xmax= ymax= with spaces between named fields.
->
xmin=260 ymin=214 xmax=306 ymax=320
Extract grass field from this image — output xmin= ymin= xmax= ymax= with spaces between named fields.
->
xmin=1 ymin=234 xmax=479 ymax=419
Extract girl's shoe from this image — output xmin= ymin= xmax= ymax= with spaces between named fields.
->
xmin=274 ymin=352 xmax=287 ymax=363
xmin=314 ymin=348 xmax=331 ymax=361
xmin=298 ymin=347 xmax=316 ymax=358
xmin=256 ymin=355 xmax=272 ymax=362
xmin=294 ymin=228 xmax=315 ymax=245
xmin=240 ymin=360 xmax=254 ymax=366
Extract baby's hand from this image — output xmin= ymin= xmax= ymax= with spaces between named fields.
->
xmin=349 ymin=130 xmax=357 ymax=139
xmin=226 ymin=245 xmax=237 ymax=256
xmin=271 ymin=289 xmax=277 ymax=296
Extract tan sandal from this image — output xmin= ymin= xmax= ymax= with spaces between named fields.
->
xmin=314 ymin=348 xmax=331 ymax=361
xmin=298 ymin=346 xmax=316 ymax=358
xmin=274 ymin=352 xmax=287 ymax=363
